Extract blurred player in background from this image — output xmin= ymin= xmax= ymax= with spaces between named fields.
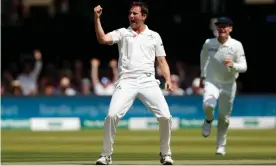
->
xmin=17 ymin=49 xmax=43 ymax=96
xmin=90 ymin=58 xmax=118 ymax=96
xmin=94 ymin=1 xmax=174 ymax=165
xmin=200 ymin=17 xmax=247 ymax=155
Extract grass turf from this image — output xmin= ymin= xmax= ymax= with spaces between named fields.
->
xmin=1 ymin=129 xmax=276 ymax=163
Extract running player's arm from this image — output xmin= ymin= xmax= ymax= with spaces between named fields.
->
xmin=94 ymin=16 xmax=124 ymax=45
xmin=200 ymin=39 xmax=210 ymax=86
xmin=155 ymin=33 xmax=171 ymax=82
xmin=200 ymin=39 xmax=210 ymax=79
xmin=232 ymin=42 xmax=247 ymax=73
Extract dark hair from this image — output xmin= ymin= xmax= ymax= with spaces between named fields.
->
xmin=131 ymin=1 xmax=149 ymax=16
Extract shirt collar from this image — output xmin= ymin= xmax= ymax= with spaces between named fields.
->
xmin=217 ymin=36 xmax=232 ymax=46
xmin=127 ymin=25 xmax=150 ymax=35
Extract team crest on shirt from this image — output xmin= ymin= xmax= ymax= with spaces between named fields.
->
xmin=220 ymin=46 xmax=235 ymax=55
xmin=147 ymin=34 xmax=155 ymax=39
xmin=227 ymin=47 xmax=235 ymax=54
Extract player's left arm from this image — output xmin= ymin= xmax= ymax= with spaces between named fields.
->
xmin=155 ymin=33 xmax=173 ymax=91
xmin=232 ymin=42 xmax=247 ymax=73
xmin=155 ymin=33 xmax=171 ymax=82
xmin=157 ymin=56 xmax=171 ymax=83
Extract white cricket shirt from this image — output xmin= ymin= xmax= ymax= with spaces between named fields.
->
xmin=200 ymin=36 xmax=247 ymax=84
xmin=107 ymin=26 xmax=166 ymax=79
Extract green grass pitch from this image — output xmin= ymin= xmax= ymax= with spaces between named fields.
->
xmin=1 ymin=129 xmax=276 ymax=165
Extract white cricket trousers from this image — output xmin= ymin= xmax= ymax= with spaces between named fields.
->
xmin=100 ymin=74 xmax=172 ymax=156
xmin=203 ymin=80 xmax=237 ymax=147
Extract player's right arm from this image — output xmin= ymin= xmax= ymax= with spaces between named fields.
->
xmin=200 ymin=39 xmax=210 ymax=87
xmin=94 ymin=5 xmax=112 ymax=45
xmin=94 ymin=5 xmax=124 ymax=45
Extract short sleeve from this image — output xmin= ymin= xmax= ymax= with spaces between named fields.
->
xmin=106 ymin=28 xmax=126 ymax=45
xmin=155 ymin=33 xmax=166 ymax=57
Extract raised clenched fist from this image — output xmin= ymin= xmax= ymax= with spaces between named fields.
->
xmin=94 ymin=5 xmax=103 ymax=18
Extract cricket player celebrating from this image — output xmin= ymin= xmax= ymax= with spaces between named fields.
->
xmin=94 ymin=2 xmax=174 ymax=165
xmin=200 ymin=17 xmax=247 ymax=155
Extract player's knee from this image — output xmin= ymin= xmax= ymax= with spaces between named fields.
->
xmin=218 ymin=114 xmax=230 ymax=125
xmin=158 ymin=114 xmax=172 ymax=121
xmin=203 ymin=97 xmax=217 ymax=111
xmin=105 ymin=112 xmax=120 ymax=122
xmin=218 ymin=105 xmax=232 ymax=125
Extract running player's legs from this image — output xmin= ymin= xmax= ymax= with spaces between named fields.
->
xmin=101 ymin=79 xmax=138 ymax=156
xmin=203 ymin=81 xmax=220 ymax=120
xmin=137 ymin=80 xmax=172 ymax=156
xmin=217 ymin=82 xmax=236 ymax=148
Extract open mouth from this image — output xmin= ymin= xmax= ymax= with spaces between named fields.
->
xmin=130 ymin=20 xmax=135 ymax=24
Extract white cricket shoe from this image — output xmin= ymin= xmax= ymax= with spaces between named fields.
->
xmin=160 ymin=153 xmax=174 ymax=165
xmin=96 ymin=155 xmax=112 ymax=165
xmin=202 ymin=120 xmax=212 ymax=137
xmin=216 ymin=146 xmax=226 ymax=156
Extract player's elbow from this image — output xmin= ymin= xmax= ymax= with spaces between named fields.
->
xmin=157 ymin=56 xmax=167 ymax=65
xmin=97 ymin=38 xmax=108 ymax=45
xmin=239 ymin=64 xmax=247 ymax=73
xmin=97 ymin=36 xmax=106 ymax=45
xmin=97 ymin=39 xmax=105 ymax=45
xmin=242 ymin=65 xmax=247 ymax=73
xmin=97 ymin=35 xmax=112 ymax=45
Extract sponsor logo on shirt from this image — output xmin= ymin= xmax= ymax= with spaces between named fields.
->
xmin=208 ymin=48 xmax=218 ymax=53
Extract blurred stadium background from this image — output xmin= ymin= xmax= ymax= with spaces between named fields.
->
xmin=1 ymin=0 xmax=276 ymax=165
